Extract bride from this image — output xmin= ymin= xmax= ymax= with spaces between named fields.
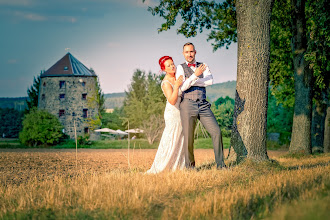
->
xmin=146 ymin=56 xmax=205 ymax=174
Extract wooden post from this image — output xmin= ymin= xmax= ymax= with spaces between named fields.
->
xmin=127 ymin=120 xmax=130 ymax=168
xmin=74 ymin=120 xmax=77 ymax=168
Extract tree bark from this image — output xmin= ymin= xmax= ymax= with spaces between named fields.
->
xmin=229 ymin=0 xmax=273 ymax=162
xmin=289 ymin=0 xmax=313 ymax=154
xmin=324 ymin=91 xmax=330 ymax=153
xmin=311 ymin=99 xmax=326 ymax=152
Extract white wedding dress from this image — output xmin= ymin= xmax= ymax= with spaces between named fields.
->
xmin=146 ymin=80 xmax=186 ymax=174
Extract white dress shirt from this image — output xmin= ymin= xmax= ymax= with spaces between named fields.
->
xmin=176 ymin=61 xmax=214 ymax=95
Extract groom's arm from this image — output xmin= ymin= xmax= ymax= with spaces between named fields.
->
xmin=192 ymin=64 xmax=213 ymax=87
xmin=176 ymin=65 xmax=199 ymax=93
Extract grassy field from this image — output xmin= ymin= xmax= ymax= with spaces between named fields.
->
xmin=0 ymin=148 xmax=329 ymax=219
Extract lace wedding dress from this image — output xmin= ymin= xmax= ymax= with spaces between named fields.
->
xmin=146 ymin=80 xmax=186 ymax=174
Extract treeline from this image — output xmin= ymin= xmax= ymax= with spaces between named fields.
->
xmin=0 ymin=98 xmax=27 ymax=111
xmin=101 ymin=81 xmax=237 ymax=110
xmin=100 ymin=69 xmax=294 ymax=144
xmin=0 ymin=68 xmax=294 ymax=147
xmin=0 ymin=108 xmax=24 ymax=138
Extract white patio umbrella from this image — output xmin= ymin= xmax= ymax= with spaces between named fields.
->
xmin=125 ymin=128 xmax=144 ymax=133
xmin=94 ymin=128 xmax=118 ymax=134
xmin=116 ymin=129 xmax=129 ymax=135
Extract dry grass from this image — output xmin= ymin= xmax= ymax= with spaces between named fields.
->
xmin=0 ymin=149 xmax=329 ymax=219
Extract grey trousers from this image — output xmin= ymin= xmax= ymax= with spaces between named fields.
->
xmin=180 ymin=98 xmax=225 ymax=168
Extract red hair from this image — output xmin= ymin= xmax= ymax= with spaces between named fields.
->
xmin=159 ymin=56 xmax=173 ymax=70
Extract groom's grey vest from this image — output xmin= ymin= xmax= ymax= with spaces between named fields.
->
xmin=181 ymin=62 xmax=206 ymax=101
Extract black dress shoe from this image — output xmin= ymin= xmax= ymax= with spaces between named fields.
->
xmin=186 ymin=161 xmax=196 ymax=170
xmin=217 ymin=163 xmax=227 ymax=170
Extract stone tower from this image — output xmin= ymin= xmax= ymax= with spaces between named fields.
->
xmin=38 ymin=52 xmax=100 ymax=139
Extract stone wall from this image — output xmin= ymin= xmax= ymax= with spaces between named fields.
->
xmin=38 ymin=76 xmax=99 ymax=139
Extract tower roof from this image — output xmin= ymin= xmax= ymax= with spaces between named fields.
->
xmin=41 ymin=53 xmax=96 ymax=77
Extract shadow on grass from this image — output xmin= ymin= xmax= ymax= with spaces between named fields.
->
xmin=196 ymin=158 xmax=285 ymax=172
xmin=286 ymin=161 xmax=330 ymax=171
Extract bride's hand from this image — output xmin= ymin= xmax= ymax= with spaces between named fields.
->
xmin=194 ymin=64 xmax=206 ymax=77
xmin=175 ymin=75 xmax=183 ymax=88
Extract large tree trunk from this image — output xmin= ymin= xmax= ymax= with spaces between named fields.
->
xmin=289 ymin=0 xmax=313 ymax=154
xmin=229 ymin=0 xmax=273 ymax=162
xmin=324 ymin=91 xmax=330 ymax=153
xmin=311 ymin=99 xmax=326 ymax=152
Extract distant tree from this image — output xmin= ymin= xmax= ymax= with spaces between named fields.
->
xmin=0 ymin=108 xmax=24 ymax=138
xmin=269 ymin=0 xmax=330 ymax=153
xmin=90 ymin=69 xmax=105 ymax=116
xmin=86 ymin=73 xmax=104 ymax=132
xmin=123 ymin=69 xmax=166 ymax=144
xmin=142 ymin=114 xmax=165 ymax=144
xmin=101 ymin=107 xmax=125 ymax=130
xmin=306 ymin=0 xmax=330 ymax=152
xmin=214 ymin=96 xmax=234 ymax=107
xmin=286 ymin=0 xmax=313 ymax=154
xmin=19 ymin=108 xmax=64 ymax=146
xmin=25 ymin=72 xmax=42 ymax=114
xmin=123 ymin=69 xmax=148 ymax=128
xmin=267 ymin=88 xmax=293 ymax=144
xmin=324 ymin=95 xmax=330 ymax=153
xmin=211 ymin=96 xmax=234 ymax=137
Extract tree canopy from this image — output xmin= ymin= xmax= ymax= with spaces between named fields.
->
xmin=86 ymin=73 xmax=104 ymax=131
xmin=19 ymin=108 xmax=64 ymax=146
xmin=144 ymin=0 xmax=236 ymax=50
xmin=25 ymin=73 xmax=41 ymax=114
xmin=123 ymin=69 xmax=166 ymax=144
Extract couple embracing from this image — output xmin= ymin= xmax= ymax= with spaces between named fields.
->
xmin=146 ymin=42 xmax=226 ymax=174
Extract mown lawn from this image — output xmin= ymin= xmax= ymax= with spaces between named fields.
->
xmin=1 ymin=137 xmax=284 ymax=150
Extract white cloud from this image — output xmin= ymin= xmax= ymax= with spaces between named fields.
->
xmin=9 ymin=10 xmax=78 ymax=23
xmin=57 ymin=16 xmax=77 ymax=23
xmin=7 ymin=59 xmax=18 ymax=64
xmin=0 ymin=0 xmax=32 ymax=6
xmin=13 ymin=10 xmax=46 ymax=21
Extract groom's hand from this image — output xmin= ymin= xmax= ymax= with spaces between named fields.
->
xmin=194 ymin=64 xmax=206 ymax=77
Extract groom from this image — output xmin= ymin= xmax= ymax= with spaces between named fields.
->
xmin=176 ymin=42 xmax=226 ymax=169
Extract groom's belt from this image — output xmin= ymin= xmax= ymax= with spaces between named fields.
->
xmin=183 ymin=86 xmax=206 ymax=101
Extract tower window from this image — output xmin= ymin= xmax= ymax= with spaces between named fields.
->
xmin=83 ymin=109 xmax=88 ymax=118
xmin=43 ymin=82 xmax=46 ymax=87
xmin=82 ymin=93 xmax=87 ymax=100
xmin=64 ymin=66 xmax=69 ymax=71
xmin=41 ymin=94 xmax=45 ymax=100
xmin=59 ymin=110 xmax=65 ymax=117
xmin=59 ymin=94 xmax=65 ymax=100
xmin=84 ymin=127 xmax=89 ymax=134
xmin=59 ymin=81 xmax=65 ymax=89
xmin=82 ymin=81 xmax=86 ymax=87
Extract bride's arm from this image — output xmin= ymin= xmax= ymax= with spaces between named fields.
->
xmin=162 ymin=77 xmax=183 ymax=105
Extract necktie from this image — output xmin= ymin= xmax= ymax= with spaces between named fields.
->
xmin=188 ymin=63 xmax=196 ymax=68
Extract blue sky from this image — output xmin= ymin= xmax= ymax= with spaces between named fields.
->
xmin=0 ymin=0 xmax=237 ymax=97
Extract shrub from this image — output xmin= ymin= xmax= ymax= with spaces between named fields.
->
xmin=77 ymin=134 xmax=92 ymax=145
xmin=19 ymin=108 xmax=64 ymax=147
xmin=221 ymin=128 xmax=231 ymax=138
